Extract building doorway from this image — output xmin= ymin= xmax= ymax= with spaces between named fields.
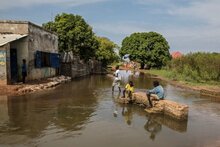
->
xmin=10 ymin=48 xmax=18 ymax=83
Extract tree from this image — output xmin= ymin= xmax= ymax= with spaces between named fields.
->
xmin=120 ymin=32 xmax=171 ymax=69
xmin=43 ymin=13 xmax=98 ymax=60
xmin=95 ymin=37 xmax=119 ymax=67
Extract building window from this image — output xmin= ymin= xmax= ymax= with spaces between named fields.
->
xmin=35 ymin=51 xmax=60 ymax=68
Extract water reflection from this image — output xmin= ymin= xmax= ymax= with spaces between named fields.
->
xmin=0 ymin=76 xmax=107 ymax=143
xmin=144 ymin=115 xmax=162 ymax=141
xmin=0 ymin=73 xmax=219 ymax=147
xmin=132 ymin=70 xmax=140 ymax=78
xmin=146 ymin=114 xmax=188 ymax=133
xmin=121 ymin=105 xmax=133 ymax=125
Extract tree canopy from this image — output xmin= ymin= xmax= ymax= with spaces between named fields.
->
xmin=95 ymin=37 xmax=119 ymax=66
xmin=120 ymin=32 xmax=171 ymax=69
xmin=43 ymin=13 xmax=98 ymax=60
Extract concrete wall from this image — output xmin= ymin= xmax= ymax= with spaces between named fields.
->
xmin=61 ymin=57 xmax=106 ymax=78
xmin=0 ymin=44 xmax=9 ymax=84
xmin=0 ymin=20 xmax=59 ymax=83
xmin=0 ymin=20 xmax=28 ymax=34
xmin=10 ymin=37 xmax=28 ymax=81
xmin=27 ymin=23 xmax=58 ymax=80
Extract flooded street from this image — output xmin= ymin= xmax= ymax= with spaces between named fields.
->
xmin=0 ymin=71 xmax=220 ymax=147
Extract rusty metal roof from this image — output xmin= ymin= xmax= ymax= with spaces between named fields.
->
xmin=0 ymin=34 xmax=28 ymax=47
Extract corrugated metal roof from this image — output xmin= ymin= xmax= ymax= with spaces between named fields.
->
xmin=0 ymin=34 xmax=28 ymax=47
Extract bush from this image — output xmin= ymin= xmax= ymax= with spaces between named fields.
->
xmin=169 ymin=52 xmax=220 ymax=82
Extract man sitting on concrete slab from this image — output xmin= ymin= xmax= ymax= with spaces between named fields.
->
xmin=146 ymin=81 xmax=164 ymax=108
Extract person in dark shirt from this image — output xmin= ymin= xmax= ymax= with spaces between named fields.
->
xmin=22 ymin=59 xmax=27 ymax=83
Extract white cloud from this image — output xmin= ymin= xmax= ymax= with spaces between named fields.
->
xmin=93 ymin=21 xmax=220 ymax=53
xmin=169 ymin=0 xmax=220 ymax=26
xmin=93 ymin=22 xmax=149 ymax=35
xmin=0 ymin=0 xmax=108 ymax=10
xmin=164 ymin=26 xmax=220 ymax=53
xmin=107 ymin=0 xmax=220 ymax=52
xmin=136 ymin=0 xmax=174 ymax=6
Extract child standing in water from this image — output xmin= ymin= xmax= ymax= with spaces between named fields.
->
xmin=112 ymin=65 xmax=121 ymax=92
xmin=122 ymin=81 xmax=134 ymax=100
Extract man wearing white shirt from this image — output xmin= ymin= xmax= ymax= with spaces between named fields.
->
xmin=112 ymin=65 xmax=121 ymax=92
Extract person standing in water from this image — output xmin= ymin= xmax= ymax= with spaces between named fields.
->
xmin=22 ymin=59 xmax=27 ymax=83
xmin=112 ymin=65 xmax=121 ymax=92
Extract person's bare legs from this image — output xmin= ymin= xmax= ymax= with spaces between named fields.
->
xmin=147 ymin=94 xmax=153 ymax=107
xmin=122 ymin=89 xmax=126 ymax=98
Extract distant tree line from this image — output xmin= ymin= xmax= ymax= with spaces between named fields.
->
xmin=43 ymin=13 xmax=171 ymax=68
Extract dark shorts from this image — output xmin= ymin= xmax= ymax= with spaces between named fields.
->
xmin=22 ymin=72 xmax=27 ymax=77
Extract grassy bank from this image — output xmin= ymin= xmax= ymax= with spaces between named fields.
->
xmin=143 ymin=69 xmax=220 ymax=88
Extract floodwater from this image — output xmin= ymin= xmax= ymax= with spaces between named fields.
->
xmin=0 ymin=70 xmax=220 ymax=147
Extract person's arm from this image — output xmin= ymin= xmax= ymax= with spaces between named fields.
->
xmin=149 ymin=88 xmax=156 ymax=94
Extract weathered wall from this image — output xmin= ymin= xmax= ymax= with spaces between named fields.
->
xmin=61 ymin=57 xmax=106 ymax=78
xmin=60 ymin=63 xmax=72 ymax=77
xmin=27 ymin=23 xmax=58 ymax=80
xmin=0 ymin=44 xmax=8 ymax=83
xmin=0 ymin=20 xmax=28 ymax=34
xmin=0 ymin=21 xmax=59 ymax=83
xmin=10 ymin=37 xmax=28 ymax=81
xmin=6 ymin=44 xmax=10 ymax=84
xmin=61 ymin=57 xmax=90 ymax=78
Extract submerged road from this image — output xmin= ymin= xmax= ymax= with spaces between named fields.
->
xmin=0 ymin=71 xmax=220 ymax=147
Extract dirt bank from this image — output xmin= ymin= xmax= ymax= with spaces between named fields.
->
xmin=142 ymin=71 xmax=220 ymax=98
xmin=0 ymin=80 xmax=21 ymax=96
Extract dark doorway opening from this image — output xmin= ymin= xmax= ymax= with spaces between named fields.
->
xmin=10 ymin=48 xmax=18 ymax=83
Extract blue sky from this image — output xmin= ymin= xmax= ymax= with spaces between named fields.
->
xmin=0 ymin=0 xmax=220 ymax=53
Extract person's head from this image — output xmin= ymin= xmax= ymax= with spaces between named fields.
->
xmin=153 ymin=81 xmax=159 ymax=87
xmin=22 ymin=59 xmax=26 ymax=64
xmin=115 ymin=65 xmax=119 ymax=70
xmin=129 ymin=81 xmax=134 ymax=87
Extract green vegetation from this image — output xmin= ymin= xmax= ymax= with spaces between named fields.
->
xmin=120 ymin=32 xmax=171 ymax=69
xmin=43 ymin=13 xmax=119 ymax=65
xmin=146 ymin=52 xmax=220 ymax=86
xmin=95 ymin=37 xmax=119 ymax=67
xmin=43 ymin=13 xmax=98 ymax=60
xmin=169 ymin=52 xmax=220 ymax=82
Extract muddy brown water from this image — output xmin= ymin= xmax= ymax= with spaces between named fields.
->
xmin=0 ymin=70 xmax=220 ymax=147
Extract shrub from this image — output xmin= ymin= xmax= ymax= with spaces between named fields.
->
xmin=168 ymin=52 xmax=220 ymax=82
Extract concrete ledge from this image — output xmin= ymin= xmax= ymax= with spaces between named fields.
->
xmin=18 ymin=76 xmax=71 ymax=94
xmin=117 ymin=92 xmax=189 ymax=121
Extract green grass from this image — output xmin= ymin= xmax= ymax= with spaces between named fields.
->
xmin=144 ymin=69 xmax=220 ymax=88
xmin=144 ymin=69 xmax=172 ymax=78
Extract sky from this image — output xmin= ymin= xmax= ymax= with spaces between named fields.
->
xmin=0 ymin=0 xmax=220 ymax=53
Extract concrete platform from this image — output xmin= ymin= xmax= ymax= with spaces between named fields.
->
xmin=117 ymin=92 xmax=189 ymax=121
